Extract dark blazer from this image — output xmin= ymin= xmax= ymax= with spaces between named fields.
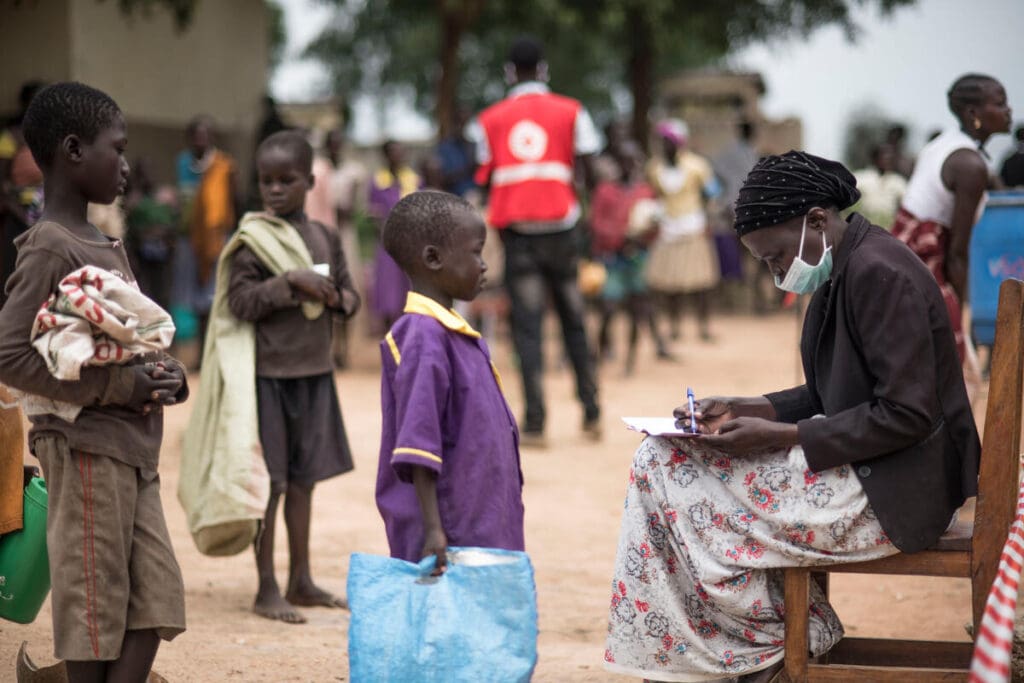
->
xmin=765 ymin=213 xmax=981 ymax=553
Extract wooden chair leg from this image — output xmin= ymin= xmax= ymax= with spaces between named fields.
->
xmin=784 ymin=568 xmax=810 ymax=683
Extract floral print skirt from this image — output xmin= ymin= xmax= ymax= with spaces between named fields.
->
xmin=604 ymin=436 xmax=898 ymax=682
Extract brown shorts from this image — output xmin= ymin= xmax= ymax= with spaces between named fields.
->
xmin=33 ymin=433 xmax=186 ymax=661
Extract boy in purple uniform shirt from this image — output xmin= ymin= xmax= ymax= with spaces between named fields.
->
xmin=375 ymin=190 xmax=524 ymax=571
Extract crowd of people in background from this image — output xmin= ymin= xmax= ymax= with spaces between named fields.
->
xmin=0 ymin=31 xmax=1020 ymax=682
xmin=3 ymin=76 xmax=1023 ymax=385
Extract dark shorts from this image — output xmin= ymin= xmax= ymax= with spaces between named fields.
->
xmin=256 ymin=373 xmax=354 ymax=487
xmin=33 ymin=434 xmax=185 ymax=661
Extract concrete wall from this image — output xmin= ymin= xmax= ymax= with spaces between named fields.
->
xmin=0 ymin=1 xmax=73 ymax=115
xmin=659 ymin=69 xmax=802 ymax=159
xmin=0 ymin=0 xmax=269 ymax=185
xmin=68 ymin=0 xmax=268 ymax=185
xmin=68 ymin=0 xmax=268 ymax=132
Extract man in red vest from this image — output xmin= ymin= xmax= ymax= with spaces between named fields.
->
xmin=475 ymin=36 xmax=601 ymax=447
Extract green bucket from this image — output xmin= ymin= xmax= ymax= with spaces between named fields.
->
xmin=0 ymin=477 xmax=51 ymax=624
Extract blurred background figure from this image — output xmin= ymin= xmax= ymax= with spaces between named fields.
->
xmin=892 ymin=74 xmax=1012 ymax=367
xmin=306 ymin=127 xmax=366 ymax=368
xmin=594 ymin=119 xmax=630 ymax=184
xmin=172 ymin=115 xmax=239 ymax=362
xmin=435 ymin=105 xmax=476 ymax=198
xmin=646 ymin=118 xmax=721 ymax=343
xmin=999 ymin=124 xmax=1024 ymax=187
xmin=0 ymin=80 xmax=45 ymax=306
xmin=473 ymin=34 xmax=603 ymax=445
xmin=306 ymin=129 xmax=339 ymax=228
xmin=886 ymin=123 xmax=915 ymax=177
xmin=368 ymin=140 xmax=419 ymax=332
xmin=711 ymin=119 xmax=759 ymax=310
xmin=588 ymin=140 xmax=669 ymax=374
xmin=124 ymin=159 xmax=178 ymax=311
xmin=419 ymin=154 xmax=445 ymax=191
xmin=852 ymin=143 xmax=908 ymax=228
xmin=327 ymin=130 xmax=369 ymax=329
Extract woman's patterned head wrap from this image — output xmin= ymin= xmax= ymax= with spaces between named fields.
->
xmin=733 ymin=150 xmax=860 ymax=236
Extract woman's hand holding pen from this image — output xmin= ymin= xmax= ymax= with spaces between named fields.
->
xmin=673 ymin=396 xmax=737 ymax=435
xmin=674 ymin=395 xmax=794 ymax=455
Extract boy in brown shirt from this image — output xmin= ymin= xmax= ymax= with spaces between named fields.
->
xmin=0 ymin=82 xmax=189 ymax=681
xmin=226 ymin=131 xmax=360 ymax=623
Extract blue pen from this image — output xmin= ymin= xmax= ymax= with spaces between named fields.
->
xmin=686 ymin=388 xmax=697 ymax=434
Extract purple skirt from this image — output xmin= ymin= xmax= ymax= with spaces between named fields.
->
xmin=714 ymin=233 xmax=744 ymax=281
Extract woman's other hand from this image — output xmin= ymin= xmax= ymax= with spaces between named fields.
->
xmin=700 ymin=417 xmax=799 ymax=456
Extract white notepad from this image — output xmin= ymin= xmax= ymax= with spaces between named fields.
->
xmin=622 ymin=417 xmax=700 ymax=437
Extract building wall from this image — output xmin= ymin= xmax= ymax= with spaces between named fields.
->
xmin=659 ymin=69 xmax=802 ymax=160
xmin=68 ymin=0 xmax=268 ymax=186
xmin=0 ymin=0 xmax=268 ymax=186
xmin=0 ymin=1 xmax=72 ymax=115
xmin=68 ymin=0 xmax=268 ymax=132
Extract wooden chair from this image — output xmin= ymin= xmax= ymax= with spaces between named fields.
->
xmin=782 ymin=278 xmax=1024 ymax=682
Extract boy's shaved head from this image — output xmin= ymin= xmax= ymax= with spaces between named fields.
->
xmin=383 ymin=191 xmax=476 ymax=271
xmin=22 ymin=82 xmax=121 ymax=169
xmin=258 ymin=130 xmax=313 ymax=174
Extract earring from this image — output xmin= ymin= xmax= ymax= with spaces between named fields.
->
xmin=974 ymin=118 xmax=982 ymax=130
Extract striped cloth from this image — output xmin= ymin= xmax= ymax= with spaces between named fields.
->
xmin=970 ymin=476 xmax=1024 ymax=682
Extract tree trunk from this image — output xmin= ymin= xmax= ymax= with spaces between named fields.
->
xmin=437 ymin=7 xmax=463 ymax=140
xmin=627 ymin=5 xmax=654 ymax=153
xmin=435 ymin=0 xmax=485 ymax=140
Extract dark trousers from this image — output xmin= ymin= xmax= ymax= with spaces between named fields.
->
xmin=501 ymin=227 xmax=599 ymax=433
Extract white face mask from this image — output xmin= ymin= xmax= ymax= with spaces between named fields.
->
xmin=774 ymin=215 xmax=833 ymax=294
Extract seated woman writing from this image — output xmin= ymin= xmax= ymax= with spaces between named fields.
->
xmin=604 ymin=151 xmax=981 ymax=683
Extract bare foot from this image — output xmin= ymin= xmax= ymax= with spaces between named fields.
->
xmin=286 ymin=583 xmax=348 ymax=609
xmin=253 ymin=591 xmax=307 ymax=624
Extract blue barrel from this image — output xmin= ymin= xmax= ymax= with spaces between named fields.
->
xmin=969 ymin=190 xmax=1024 ymax=345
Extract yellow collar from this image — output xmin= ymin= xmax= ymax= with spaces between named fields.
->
xmin=403 ymin=292 xmax=481 ymax=338
xmin=375 ymin=167 xmax=420 ymax=197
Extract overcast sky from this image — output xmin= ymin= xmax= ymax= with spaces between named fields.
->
xmin=271 ymin=0 xmax=1024 ymax=163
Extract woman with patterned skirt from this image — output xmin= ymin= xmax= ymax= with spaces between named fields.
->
xmin=606 ymin=152 xmax=980 ymax=683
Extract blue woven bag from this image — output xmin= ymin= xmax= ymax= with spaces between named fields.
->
xmin=347 ymin=547 xmax=538 ymax=682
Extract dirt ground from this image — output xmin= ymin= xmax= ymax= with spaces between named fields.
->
xmin=1 ymin=310 xmax=976 ymax=682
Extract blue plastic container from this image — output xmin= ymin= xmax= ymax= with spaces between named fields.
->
xmin=969 ymin=190 xmax=1024 ymax=345
xmin=347 ymin=547 xmax=538 ymax=683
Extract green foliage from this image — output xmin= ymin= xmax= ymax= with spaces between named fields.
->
xmin=266 ymin=0 xmax=287 ymax=73
xmin=563 ymin=0 xmax=918 ymax=97
xmin=306 ymin=0 xmax=918 ymax=136
xmin=306 ymin=0 xmax=624 ymax=126
xmin=305 ymin=0 xmax=439 ymax=109
xmin=102 ymin=0 xmax=198 ymax=30
xmin=100 ymin=0 xmax=283 ymax=71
